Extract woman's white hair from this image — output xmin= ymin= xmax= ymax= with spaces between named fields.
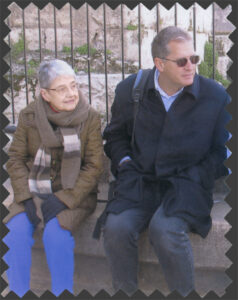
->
xmin=38 ymin=59 xmax=76 ymax=88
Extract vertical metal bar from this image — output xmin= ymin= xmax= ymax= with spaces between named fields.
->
xmin=121 ymin=4 xmax=125 ymax=80
xmin=138 ymin=4 xmax=141 ymax=70
xmin=212 ymin=3 xmax=215 ymax=79
xmin=174 ymin=3 xmax=177 ymax=26
xmin=193 ymin=3 xmax=196 ymax=51
xmin=86 ymin=3 xmax=92 ymax=104
xmin=38 ymin=9 xmax=42 ymax=62
xmin=22 ymin=9 xmax=29 ymax=105
xmin=70 ymin=5 xmax=74 ymax=68
xmin=156 ymin=3 xmax=160 ymax=33
xmin=103 ymin=3 xmax=109 ymax=123
xmin=53 ymin=6 xmax=57 ymax=58
xmin=7 ymin=18 xmax=15 ymax=124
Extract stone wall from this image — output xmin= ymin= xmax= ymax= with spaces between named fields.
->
xmin=4 ymin=2 xmax=234 ymax=125
xmin=6 ymin=3 xmax=234 ymax=68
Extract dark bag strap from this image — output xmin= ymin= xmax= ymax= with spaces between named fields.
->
xmin=131 ymin=69 xmax=151 ymax=147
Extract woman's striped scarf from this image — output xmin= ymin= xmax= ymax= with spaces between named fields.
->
xmin=29 ymin=90 xmax=89 ymax=196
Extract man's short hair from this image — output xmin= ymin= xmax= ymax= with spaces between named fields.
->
xmin=151 ymin=26 xmax=192 ymax=59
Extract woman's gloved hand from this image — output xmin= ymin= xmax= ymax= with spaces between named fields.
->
xmin=39 ymin=193 xmax=67 ymax=224
xmin=23 ymin=198 xmax=41 ymax=229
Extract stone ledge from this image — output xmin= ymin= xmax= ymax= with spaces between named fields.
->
xmin=33 ymin=199 xmax=231 ymax=270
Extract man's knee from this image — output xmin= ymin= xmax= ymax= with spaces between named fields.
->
xmin=148 ymin=215 xmax=170 ymax=245
xmin=104 ymin=212 xmax=139 ymax=246
xmin=148 ymin=212 xmax=190 ymax=249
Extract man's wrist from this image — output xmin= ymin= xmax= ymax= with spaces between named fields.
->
xmin=119 ymin=156 xmax=131 ymax=166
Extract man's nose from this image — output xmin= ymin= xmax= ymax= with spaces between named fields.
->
xmin=184 ymin=58 xmax=194 ymax=69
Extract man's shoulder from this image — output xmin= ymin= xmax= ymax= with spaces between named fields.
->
xmin=115 ymin=73 xmax=137 ymax=93
xmin=115 ymin=68 xmax=154 ymax=103
xmin=198 ymin=74 xmax=227 ymax=96
xmin=196 ymin=74 xmax=230 ymax=107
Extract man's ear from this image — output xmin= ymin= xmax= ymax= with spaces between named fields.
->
xmin=154 ymin=57 xmax=164 ymax=72
xmin=40 ymin=89 xmax=49 ymax=102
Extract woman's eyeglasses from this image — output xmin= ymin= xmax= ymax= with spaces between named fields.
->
xmin=160 ymin=55 xmax=200 ymax=67
xmin=46 ymin=82 xmax=79 ymax=96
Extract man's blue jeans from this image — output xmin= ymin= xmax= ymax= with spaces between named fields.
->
xmin=3 ymin=212 xmax=75 ymax=297
xmin=103 ymin=205 xmax=194 ymax=296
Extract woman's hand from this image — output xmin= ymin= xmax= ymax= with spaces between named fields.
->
xmin=39 ymin=194 xmax=67 ymax=224
xmin=23 ymin=198 xmax=41 ymax=229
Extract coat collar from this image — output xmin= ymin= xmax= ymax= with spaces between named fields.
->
xmin=147 ymin=67 xmax=200 ymax=100
xmin=183 ymin=73 xmax=200 ymax=100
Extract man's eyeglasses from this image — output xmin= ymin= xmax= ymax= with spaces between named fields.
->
xmin=160 ymin=55 xmax=200 ymax=67
xmin=46 ymin=82 xmax=79 ymax=96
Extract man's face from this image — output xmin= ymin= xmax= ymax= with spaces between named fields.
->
xmin=41 ymin=75 xmax=79 ymax=112
xmin=155 ymin=40 xmax=197 ymax=93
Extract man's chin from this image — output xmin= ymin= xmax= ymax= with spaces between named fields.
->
xmin=183 ymin=77 xmax=194 ymax=87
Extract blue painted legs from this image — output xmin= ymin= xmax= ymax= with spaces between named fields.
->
xmin=3 ymin=212 xmax=75 ymax=297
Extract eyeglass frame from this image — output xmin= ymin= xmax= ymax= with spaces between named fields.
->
xmin=159 ymin=55 xmax=200 ymax=67
xmin=45 ymin=82 xmax=79 ymax=95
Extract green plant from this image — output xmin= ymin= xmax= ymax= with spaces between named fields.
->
xmin=27 ymin=67 xmax=36 ymax=77
xmin=198 ymin=61 xmax=209 ymax=78
xmin=75 ymin=44 xmax=97 ymax=56
xmin=106 ymin=49 xmax=112 ymax=55
xmin=203 ymin=41 xmax=218 ymax=69
xmin=126 ymin=23 xmax=138 ymax=31
xmin=28 ymin=59 xmax=39 ymax=68
xmin=63 ymin=46 xmax=71 ymax=53
xmin=11 ymin=35 xmax=25 ymax=57
xmin=198 ymin=41 xmax=230 ymax=88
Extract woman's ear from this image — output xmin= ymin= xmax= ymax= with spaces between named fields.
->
xmin=154 ymin=57 xmax=165 ymax=72
xmin=40 ymin=89 xmax=49 ymax=102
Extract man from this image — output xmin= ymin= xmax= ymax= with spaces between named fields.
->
xmin=98 ymin=26 xmax=230 ymax=296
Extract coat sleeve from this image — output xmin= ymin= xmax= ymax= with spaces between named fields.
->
xmin=6 ymin=111 xmax=32 ymax=203
xmin=103 ymin=83 xmax=134 ymax=176
xmin=55 ymin=111 xmax=104 ymax=209
xmin=203 ymin=93 xmax=231 ymax=179
xmin=180 ymin=93 xmax=231 ymax=182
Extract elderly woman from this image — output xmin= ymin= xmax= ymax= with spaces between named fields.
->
xmin=3 ymin=59 xmax=103 ymax=296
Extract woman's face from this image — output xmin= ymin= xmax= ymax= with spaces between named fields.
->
xmin=41 ymin=75 xmax=79 ymax=112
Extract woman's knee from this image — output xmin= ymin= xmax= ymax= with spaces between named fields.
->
xmin=43 ymin=217 xmax=74 ymax=249
xmin=4 ymin=213 xmax=34 ymax=242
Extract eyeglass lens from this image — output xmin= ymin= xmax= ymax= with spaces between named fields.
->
xmin=177 ymin=55 xmax=199 ymax=67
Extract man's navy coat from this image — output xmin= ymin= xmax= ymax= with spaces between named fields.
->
xmin=103 ymin=67 xmax=230 ymax=238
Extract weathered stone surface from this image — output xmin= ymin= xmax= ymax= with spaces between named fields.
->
xmin=6 ymin=3 xmax=233 ymax=70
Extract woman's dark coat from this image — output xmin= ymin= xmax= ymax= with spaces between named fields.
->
xmin=103 ymin=67 xmax=230 ymax=238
